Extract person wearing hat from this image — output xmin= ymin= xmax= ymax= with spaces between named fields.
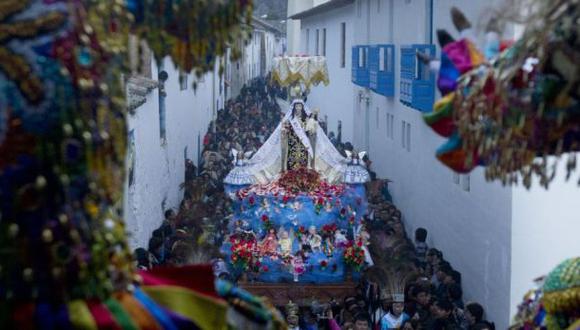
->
xmin=380 ymin=293 xmax=410 ymax=330
xmin=285 ymin=301 xmax=300 ymax=330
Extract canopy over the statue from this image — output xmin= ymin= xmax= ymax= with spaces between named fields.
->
xmin=272 ymin=56 xmax=330 ymax=88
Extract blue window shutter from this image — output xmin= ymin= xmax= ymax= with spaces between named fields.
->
xmin=411 ymin=44 xmax=435 ymax=112
xmin=352 ymin=46 xmax=359 ymax=83
xmin=359 ymin=46 xmax=370 ymax=87
xmin=371 ymin=44 xmax=395 ymax=97
xmin=369 ymin=46 xmax=379 ymax=90
xmin=399 ymin=45 xmax=415 ymax=107
xmin=399 ymin=44 xmax=435 ymax=112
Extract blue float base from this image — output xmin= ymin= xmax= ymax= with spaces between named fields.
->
xmin=222 ymin=184 xmax=367 ymax=284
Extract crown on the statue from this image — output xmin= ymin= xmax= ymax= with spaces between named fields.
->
xmin=290 ymin=85 xmax=302 ymax=100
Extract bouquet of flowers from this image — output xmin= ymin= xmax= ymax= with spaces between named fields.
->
xmin=278 ymin=168 xmax=321 ymax=193
xmin=261 ymin=214 xmax=273 ymax=231
xmin=295 ymin=225 xmax=307 ymax=242
xmin=343 ymin=241 xmax=366 ymax=272
xmin=321 ymin=223 xmax=338 ymax=238
xmin=230 ymin=241 xmax=257 ymax=271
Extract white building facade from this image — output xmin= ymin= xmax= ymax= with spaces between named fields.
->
xmin=124 ymin=51 xmax=223 ymax=250
xmin=228 ymin=18 xmax=285 ymax=99
xmin=124 ymin=19 xmax=284 ymax=250
xmin=291 ymin=0 xmax=580 ymax=327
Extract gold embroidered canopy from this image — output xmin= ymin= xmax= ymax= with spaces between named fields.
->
xmin=272 ymin=56 xmax=330 ymax=88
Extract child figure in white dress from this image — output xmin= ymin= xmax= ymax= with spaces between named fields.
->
xmin=224 ymin=149 xmax=254 ymax=185
xmin=344 ymin=150 xmax=371 ymax=184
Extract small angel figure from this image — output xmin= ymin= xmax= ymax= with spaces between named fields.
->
xmin=224 ymin=148 xmax=255 ymax=185
xmin=259 ymin=228 xmax=278 ymax=257
xmin=334 ymin=229 xmax=348 ymax=248
xmin=291 ymin=252 xmax=306 ymax=282
xmin=343 ymin=150 xmax=371 ymax=184
xmin=307 ymin=225 xmax=322 ymax=252
xmin=322 ymin=237 xmax=334 ymax=257
xmin=355 ymin=224 xmax=374 ymax=266
xmin=278 ymin=228 xmax=293 ymax=256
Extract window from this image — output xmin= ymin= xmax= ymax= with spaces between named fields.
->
xmin=359 ymin=47 xmax=366 ymax=68
xmin=453 ymin=173 xmax=460 ymax=184
xmin=386 ymin=46 xmax=393 ymax=72
xmin=386 ymin=113 xmax=394 ymax=139
xmin=306 ymin=29 xmax=310 ymax=54
xmin=179 ymin=71 xmax=188 ymax=90
xmin=315 ymin=29 xmax=320 ymax=55
xmin=322 ymin=28 xmax=327 ymax=56
xmin=402 ymin=121 xmax=406 ymax=149
xmin=386 ymin=114 xmax=390 ymax=138
xmin=159 ymin=93 xmax=166 ymax=143
xmin=340 ymin=23 xmax=346 ymax=68
xmin=462 ymin=175 xmax=471 ymax=191
xmin=406 ymin=122 xmax=411 ymax=151
xmin=379 ymin=47 xmax=385 ymax=71
xmin=128 ymin=130 xmax=136 ymax=187
xmin=158 ymin=66 xmax=167 ymax=144
xmin=391 ymin=115 xmax=394 ymax=139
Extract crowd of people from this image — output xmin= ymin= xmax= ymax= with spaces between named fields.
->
xmin=134 ymin=76 xmax=493 ymax=330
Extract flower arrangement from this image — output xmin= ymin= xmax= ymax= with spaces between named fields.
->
xmin=321 ymin=223 xmax=338 ymax=238
xmin=261 ymin=214 xmax=273 ymax=231
xmin=236 ymin=175 xmax=346 ymax=199
xmin=348 ymin=215 xmax=356 ymax=226
xmin=295 ymin=225 xmax=307 ymax=241
xmin=343 ymin=241 xmax=366 ymax=272
xmin=314 ymin=197 xmax=324 ymax=214
xmin=231 ymin=241 xmax=256 ymax=271
xmin=279 ymin=168 xmax=321 ymax=193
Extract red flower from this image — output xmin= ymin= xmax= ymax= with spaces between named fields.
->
xmin=249 ymin=196 xmax=255 ymax=205
xmin=262 ymin=265 xmax=269 ymax=272
xmin=261 ymin=214 xmax=269 ymax=222
xmin=320 ymin=260 xmax=328 ymax=267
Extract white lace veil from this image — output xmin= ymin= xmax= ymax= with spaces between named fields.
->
xmin=236 ymin=99 xmax=348 ymax=184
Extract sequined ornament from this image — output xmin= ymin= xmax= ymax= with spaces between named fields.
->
xmin=424 ymin=0 xmax=580 ymax=188
xmin=128 ymin=0 xmax=254 ymax=78
xmin=0 ymin=0 xmax=134 ymax=306
xmin=542 ymin=257 xmax=580 ymax=329
xmin=0 ymin=0 xmax=254 ymax=327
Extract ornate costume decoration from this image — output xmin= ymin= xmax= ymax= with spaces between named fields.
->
xmin=0 ymin=0 xmax=255 ymax=328
xmin=423 ymin=1 xmax=580 ymax=188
